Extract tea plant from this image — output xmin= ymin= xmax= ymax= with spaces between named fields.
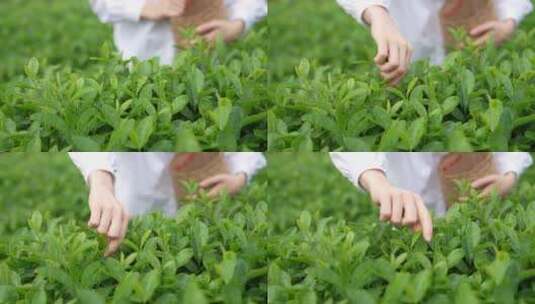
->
xmin=0 ymin=154 xmax=268 ymax=303
xmin=0 ymin=0 xmax=110 ymax=82
xmin=268 ymin=0 xmax=535 ymax=151
xmin=267 ymin=153 xmax=535 ymax=303
xmin=0 ymin=0 xmax=268 ymax=151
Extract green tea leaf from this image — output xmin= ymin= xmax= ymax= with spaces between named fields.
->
xmin=25 ymin=57 xmax=39 ymax=78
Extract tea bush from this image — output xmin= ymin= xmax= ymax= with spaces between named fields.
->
xmin=267 ymin=153 xmax=535 ymax=303
xmin=268 ymin=0 xmax=535 ymax=151
xmin=0 ymin=154 xmax=268 ymax=303
xmin=0 ymin=0 xmax=268 ymax=151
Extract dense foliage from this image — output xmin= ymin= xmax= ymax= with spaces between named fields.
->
xmin=0 ymin=0 xmax=268 ymax=151
xmin=0 ymin=154 xmax=268 ymax=303
xmin=268 ymin=0 xmax=535 ymax=151
xmin=267 ymin=153 xmax=535 ymax=303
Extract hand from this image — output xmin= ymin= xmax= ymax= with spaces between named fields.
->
xmin=471 ymin=172 xmax=517 ymax=198
xmin=199 ymin=173 xmax=247 ymax=198
xmin=141 ymin=0 xmax=188 ymax=21
xmin=359 ymin=169 xmax=433 ymax=242
xmin=363 ymin=6 xmax=412 ymax=86
xmin=470 ymin=19 xmax=517 ymax=47
xmin=88 ymin=170 xmax=129 ymax=257
xmin=196 ymin=19 xmax=245 ymax=44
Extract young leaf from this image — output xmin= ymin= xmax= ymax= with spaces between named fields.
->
xmin=484 ymin=99 xmax=503 ymax=132
xmin=219 ymin=251 xmax=237 ymax=284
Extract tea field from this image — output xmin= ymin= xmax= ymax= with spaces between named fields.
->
xmin=0 ymin=0 xmax=268 ymax=152
xmin=0 ymin=154 xmax=268 ymax=303
xmin=268 ymin=0 xmax=535 ymax=151
xmin=266 ymin=153 xmax=535 ymax=303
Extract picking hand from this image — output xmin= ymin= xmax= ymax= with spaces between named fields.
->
xmin=196 ymin=19 xmax=245 ymax=44
xmin=472 ymin=172 xmax=517 ymax=198
xmin=88 ymin=171 xmax=129 ymax=257
xmin=141 ymin=0 xmax=188 ymax=21
xmin=470 ymin=19 xmax=517 ymax=47
xmin=363 ymin=6 xmax=413 ymax=86
xmin=360 ymin=169 xmax=433 ymax=242
xmin=199 ymin=173 xmax=247 ymax=198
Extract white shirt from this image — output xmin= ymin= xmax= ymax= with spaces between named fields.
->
xmin=330 ymin=152 xmax=532 ymax=216
xmin=90 ymin=0 xmax=268 ymax=65
xmin=69 ymin=152 xmax=266 ymax=217
xmin=336 ymin=0 xmax=533 ymax=64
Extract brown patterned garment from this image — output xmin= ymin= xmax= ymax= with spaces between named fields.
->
xmin=440 ymin=0 xmax=497 ymax=46
xmin=439 ymin=153 xmax=497 ymax=207
xmin=170 ymin=153 xmax=230 ymax=201
xmin=171 ymin=0 xmax=228 ymax=48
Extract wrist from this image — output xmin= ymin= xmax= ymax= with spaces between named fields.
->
xmin=362 ymin=5 xmax=389 ymax=26
xmin=89 ymin=170 xmax=114 ymax=192
xmin=359 ymin=169 xmax=387 ymax=193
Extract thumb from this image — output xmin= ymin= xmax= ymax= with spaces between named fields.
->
xmin=470 ymin=21 xmax=496 ymax=37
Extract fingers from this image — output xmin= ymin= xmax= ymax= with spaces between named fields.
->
xmin=389 ymin=73 xmax=405 ymax=86
xmin=107 ymin=204 xmax=124 ymax=239
xmin=478 ymin=184 xmax=497 ymax=198
xmin=470 ymin=21 xmax=496 ymax=37
xmin=402 ymin=193 xmax=418 ymax=226
xmin=373 ymin=188 xmax=432 ymax=241
xmin=104 ymin=213 xmax=129 ymax=257
xmin=97 ymin=205 xmax=113 ymax=234
xmin=390 ymin=192 xmax=403 ymax=225
xmin=91 ymin=201 xmax=126 ymax=239
xmin=207 ymin=183 xmax=226 ymax=198
xmin=380 ymin=43 xmax=399 ymax=73
xmin=378 ymin=193 xmax=392 ymax=221
xmin=88 ymin=205 xmax=102 ymax=228
xmin=105 ymin=238 xmax=121 ymax=257
xmin=374 ymin=39 xmax=388 ymax=65
xmin=200 ymin=174 xmax=226 ymax=188
xmin=472 ymin=175 xmax=499 ymax=189
xmin=414 ymin=195 xmax=433 ymax=242
xmin=196 ymin=21 xmax=221 ymax=35
xmin=474 ymin=33 xmax=493 ymax=47
xmin=379 ymin=41 xmax=411 ymax=85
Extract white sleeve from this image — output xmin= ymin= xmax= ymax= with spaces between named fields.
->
xmin=329 ymin=153 xmax=387 ymax=190
xmin=227 ymin=0 xmax=267 ymax=32
xmin=493 ymin=152 xmax=533 ymax=176
xmin=336 ymin=0 xmax=390 ymax=25
xmin=493 ymin=0 xmax=533 ymax=23
xmin=224 ymin=152 xmax=266 ymax=183
xmin=89 ymin=0 xmax=146 ymax=23
xmin=68 ymin=153 xmax=116 ymax=184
